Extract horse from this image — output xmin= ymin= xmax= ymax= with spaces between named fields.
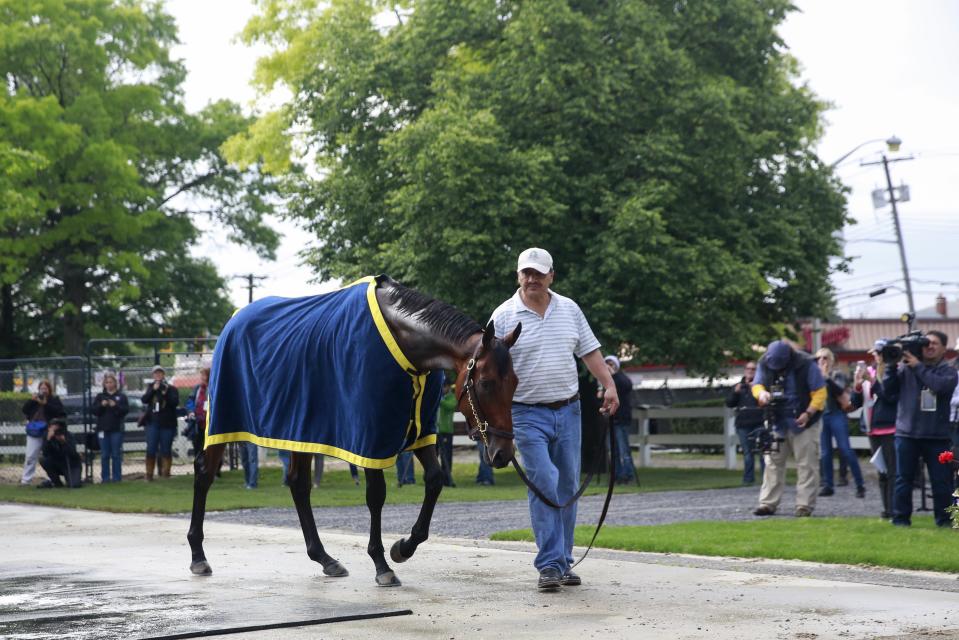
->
xmin=186 ymin=275 xmax=521 ymax=586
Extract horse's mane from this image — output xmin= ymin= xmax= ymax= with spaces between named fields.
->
xmin=383 ymin=279 xmax=482 ymax=346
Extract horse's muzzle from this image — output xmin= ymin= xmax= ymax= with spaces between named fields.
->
xmin=488 ymin=446 xmax=513 ymax=469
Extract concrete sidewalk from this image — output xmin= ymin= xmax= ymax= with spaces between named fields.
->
xmin=2 ymin=503 xmax=958 ymax=639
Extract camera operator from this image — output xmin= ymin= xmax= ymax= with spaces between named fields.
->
xmin=38 ymin=417 xmax=83 ymax=488
xmin=725 ymin=361 xmax=764 ymax=485
xmin=141 ymin=365 xmax=179 ymax=481
xmin=20 ymin=379 xmax=67 ymax=486
xmin=851 ymin=350 xmax=898 ymax=519
xmin=882 ymin=330 xmax=958 ymax=527
xmin=751 ymin=340 xmax=827 ymax=518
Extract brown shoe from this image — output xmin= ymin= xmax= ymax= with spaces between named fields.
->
xmin=795 ymin=506 xmax=812 ymax=517
xmin=160 ymin=456 xmax=173 ymax=478
xmin=145 ymin=456 xmax=156 ymax=482
xmin=753 ymin=505 xmax=775 ymax=516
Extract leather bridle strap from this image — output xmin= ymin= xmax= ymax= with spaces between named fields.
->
xmin=459 ymin=340 xmax=515 ymax=447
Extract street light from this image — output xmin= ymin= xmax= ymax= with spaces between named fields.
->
xmin=829 ymin=135 xmax=902 ymax=168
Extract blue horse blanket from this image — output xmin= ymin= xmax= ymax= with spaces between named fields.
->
xmin=206 ymin=276 xmax=441 ymax=469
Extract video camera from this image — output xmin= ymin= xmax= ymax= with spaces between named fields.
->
xmin=748 ymin=372 xmax=787 ymax=454
xmin=875 ymin=330 xmax=929 ymax=364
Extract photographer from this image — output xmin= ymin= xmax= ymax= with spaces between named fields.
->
xmin=92 ymin=372 xmax=129 ymax=483
xmin=38 ymin=417 xmax=82 ymax=488
xmin=815 ymin=348 xmax=865 ymax=499
xmin=20 ymin=380 xmax=67 ymax=486
xmin=851 ymin=351 xmax=898 ymax=519
xmin=724 ymin=361 xmax=764 ymax=485
xmin=141 ymin=365 xmax=179 ymax=481
xmin=882 ymin=330 xmax=958 ymax=527
xmin=751 ymin=340 xmax=827 ymax=517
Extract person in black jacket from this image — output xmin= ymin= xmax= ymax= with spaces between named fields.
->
xmin=851 ymin=351 xmax=898 ymax=518
xmin=725 ymin=361 xmax=764 ymax=485
xmin=20 ymin=380 xmax=67 ymax=486
xmin=141 ymin=365 xmax=179 ymax=481
xmin=92 ymin=372 xmax=129 ymax=483
xmin=38 ymin=417 xmax=82 ymax=488
xmin=604 ymin=356 xmax=636 ymax=484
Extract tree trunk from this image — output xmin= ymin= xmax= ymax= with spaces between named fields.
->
xmin=62 ymin=265 xmax=87 ymax=392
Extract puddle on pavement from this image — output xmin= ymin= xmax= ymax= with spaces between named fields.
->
xmin=0 ymin=570 xmax=402 ymax=640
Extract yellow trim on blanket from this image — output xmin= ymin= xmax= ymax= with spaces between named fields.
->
xmin=204 ymin=431 xmax=407 ymax=469
xmin=365 ymin=278 xmax=415 ymax=372
xmin=406 ymin=433 xmax=437 ymax=451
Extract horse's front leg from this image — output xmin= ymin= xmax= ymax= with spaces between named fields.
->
xmin=391 ymin=444 xmax=444 ymax=563
xmin=289 ymin=451 xmax=348 ymax=577
xmin=187 ymin=443 xmax=225 ymax=575
xmin=364 ymin=468 xmax=400 ymax=586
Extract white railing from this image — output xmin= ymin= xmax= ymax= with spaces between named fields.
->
xmin=631 ymin=407 xmax=870 ymax=470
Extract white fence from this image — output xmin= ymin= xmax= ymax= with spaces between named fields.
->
xmin=631 ymin=407 xmax=870 ymax=470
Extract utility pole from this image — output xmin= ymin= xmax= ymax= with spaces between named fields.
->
xmin=862 ymin=152 xmax=915 ymax=316
xmin=232 ymin=273 xmax=266 ymax=304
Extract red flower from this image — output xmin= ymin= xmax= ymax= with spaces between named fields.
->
xmin=939 ymin=451 xmax=955 ymax=465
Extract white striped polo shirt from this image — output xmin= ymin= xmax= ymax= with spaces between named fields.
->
xmin=491 ymin=289 xmax=601 ymax=404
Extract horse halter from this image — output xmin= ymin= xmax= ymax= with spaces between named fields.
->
xmin=459 ymin=340 xmax=514 ymax=448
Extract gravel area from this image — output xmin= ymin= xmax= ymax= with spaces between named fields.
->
xmin=185 ymin=482 xmax=959 ymax=594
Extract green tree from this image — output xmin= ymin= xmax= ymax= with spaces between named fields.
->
xmin=232 ymin=0 xmax=847 ymax=373
xmin=0 ymin=0 xmax=279 ymax=359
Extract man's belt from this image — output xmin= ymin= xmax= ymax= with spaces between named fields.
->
xmin=526 ymin=393 xmax=580 ymax=410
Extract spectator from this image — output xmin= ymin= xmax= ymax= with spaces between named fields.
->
xmin=241 ymin=442 xmax=259 ymax=489
xmin=396 ymin=450 xmax=415 ymax=486
xmin=883 ymin=330 xmax=958 ymax=527
xmin=815 ymin=348 xmax=866 ymax=498
xmin=141 ymin=365 xmax=179 ymax=480
xmin=184 ymin=367 xmax=210 ymax=457
xmin=603 ymin=355 xmax=636 ymax=485
xmin=437 ymin=377 xmax=457 ymax=487
xmin=20 ymin=380 xmax=66 ymax=486
xmin=851 ymin=351 xmax=898 ymax=518
xmin=313 ymin=454 xmax=324 ymax=488
xmin=38 ymin=417 xmax=82 ymax=488
xmin=725 ymin=361 xmax=764 ymax=485
xmin=475 ymin=442 xmax=495 ymax=485
xmin=491 ymin=247 xmax=619 ymax=591
xmin=92 ymin=372 xmax=129 ymax=483
xmin=752 ymin=340 xmax=826 ymax=518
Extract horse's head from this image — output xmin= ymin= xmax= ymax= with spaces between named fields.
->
xmin=456 ymin=320 xmax=522 ymax=468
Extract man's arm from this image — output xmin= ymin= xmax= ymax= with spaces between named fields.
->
xmin=910 ymin=361 xmax=959 ymax=395
xmin=581 ymin=349 xmax=619 ymax=416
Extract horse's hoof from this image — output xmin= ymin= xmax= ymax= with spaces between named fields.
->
xmin=190 ymin=561 xmax=212 ymax=576
xmin=322 ymin=560 xmax=349 ymax=577
xmin=375 ymin=570 xmax=402 ymax=587
xmin=389 ymin=539 xmax=409 ymax=564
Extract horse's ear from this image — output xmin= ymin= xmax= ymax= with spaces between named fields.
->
xmin=503 ymin=322 xmax=522 ymax=349
xmin=483 ymin=320 xmax=495 ymax=349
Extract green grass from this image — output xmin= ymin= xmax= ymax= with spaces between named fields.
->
xmin=0 ymin=463 xmax=747 ymax=513
xmin=491 ymin=518 xmax=959 ymax=573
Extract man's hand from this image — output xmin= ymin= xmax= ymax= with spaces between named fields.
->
xmin=107 ymin=399 xmax=116 ymax=407
xmin=796 ymin=412 xmax=810 ymax=428
xmin=101 ymin=399 xmax=109 ymax=407
xmin=46 ymin=424 xmax=57 ymax=440
xmin=600 ymin=387 xmax=620 ymax=416
xmin=153 ymin=381 xmax=161 ymax=390
xmin=902 ymin=351 xmax=920 ymax=368
xmin=756 ymin=390 xmax=772 ymax=407
xmin=734 ymin=382 xmax=743 ymax=393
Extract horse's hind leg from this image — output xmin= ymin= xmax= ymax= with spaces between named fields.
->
xmin=364 ymin=468 xmax=400 ymax=587
xmin=391 ymin=445 xmax=444 ymax=563
xmin=187 ymin=443 xmax=225 ymax=575
xmin=289 ymin=451 xmax=348 ymax=577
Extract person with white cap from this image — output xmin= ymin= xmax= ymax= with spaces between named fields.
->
xmin=602 ymin=355 xmax=636 ymax=484
xmin=490 ymin=247 xmax=619 ymax=591
xmin=751 ymin=340 xmax=826 ymax=517
xmin=141 ymin=364 xmax=179 ymax=480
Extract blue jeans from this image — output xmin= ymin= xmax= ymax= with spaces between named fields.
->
xmin=145 ymin=423 xmax=175 ymax=457
xmin=241 ymin=442 xmax=259 ymax=488
xmin=613 ymin=420 xmax=635 ymax=482
xmin=820 ymin=411 xmax=864 ymax=490
xmin=396 ymin=450 xmax=415 ymax=485
xmin=512 ymin=401 xmax=581 ymax=573
xmin=476 ymin=443 xmax=495 ymax=484
xmin=278 ymin=449 xmax=291 ymax=485
xmin=735 ymin=426 xmax=765 ymax=484
xmin=99 ymin=431 xmax=124 ymax=482
xmin=893 ymin=436 xmax=953 ymax=526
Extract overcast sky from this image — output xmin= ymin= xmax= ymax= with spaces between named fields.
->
xmin=166 ymin=0 xmax=959 ymax=317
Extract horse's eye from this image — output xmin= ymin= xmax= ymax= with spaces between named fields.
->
xmin=480 ymin=379 xmax=495 ymax=392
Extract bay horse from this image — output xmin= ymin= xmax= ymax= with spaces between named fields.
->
xmin=187 ymin=275 xmax=521 ymax=586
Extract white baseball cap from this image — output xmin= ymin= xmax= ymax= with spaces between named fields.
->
xmin=604 ymin=355 xmax=621 ymax=370
xmin=517 ymin=247 xmax=553 ymax=274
